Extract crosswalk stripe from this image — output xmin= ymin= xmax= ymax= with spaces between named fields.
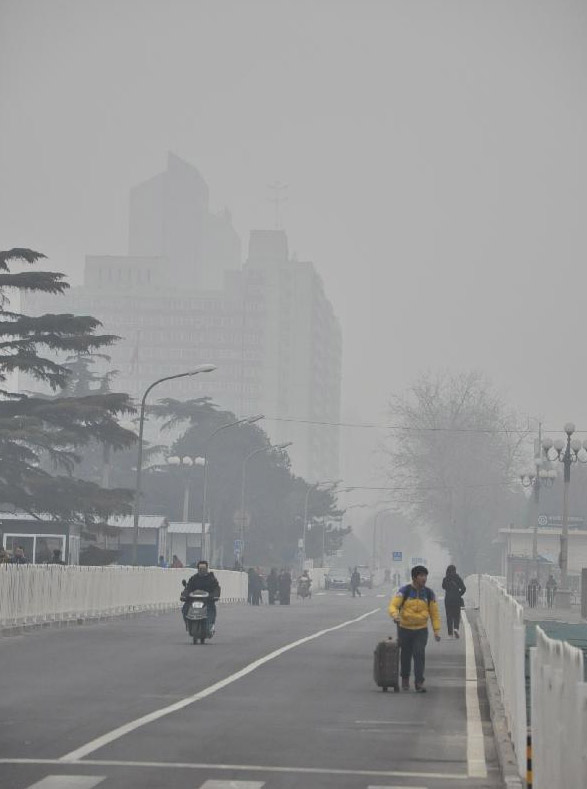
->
xmin=367 ymin=786 xmax=428 ymax=788
xmin=200 ymin=782 xmax=265 ymax=788
xmin=25 ymin=777 xmax=106 ymax=788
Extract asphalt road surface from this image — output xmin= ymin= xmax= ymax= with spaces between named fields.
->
xmin=0 ymin=588 xmax=504 ymax=788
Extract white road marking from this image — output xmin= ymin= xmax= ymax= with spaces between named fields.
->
xmin=25 ymin=778 xmax=105 ymax=788
xmin=0 ymin=758 xmax=470 ymax=781
xmin=200 ymin=782 xmax=264 ymax=788
xmin=368 ymin=786 xmax=428 ymax=789
xmin=462 ymin=610 xmax=488 ymax=778
xmin=376 ymin=594 xmax=385 ymax=598
xmin=59 ymin=609 xmax=381 ymax=762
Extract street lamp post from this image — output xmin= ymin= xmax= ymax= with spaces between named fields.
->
xmin=541 ymin=422 xmax=587 ymax=608
xmin=302 ymin=479 xmax=341 ymax=570
xmin=520 ymin=425 xmax=557 ymax=583
xmin=131 ymin=364 xmax=216 ymax=566
xmin=200 ymin=414 xmax=264 ymax=564
xmin=372 ymin=507 xmax=395 ymax=570
xmin=239 ymin=442 xmax=292 ymax=568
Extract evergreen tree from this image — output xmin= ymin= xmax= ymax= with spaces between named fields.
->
xmin=0 ymin=249 xmax=136 ymax=520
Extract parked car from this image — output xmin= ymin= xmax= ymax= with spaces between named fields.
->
xmin=356 ymin=565 xmax=373 ymax=589
xmin=325 ymin=570 xmax=350 ymax=590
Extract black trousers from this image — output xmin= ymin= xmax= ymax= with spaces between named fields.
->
xmin=445 ymin=604 xmax=461 ymax=635
xmin=398 ymin=626 xmax=428 ymax=685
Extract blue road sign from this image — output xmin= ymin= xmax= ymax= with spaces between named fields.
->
xmin=392 ymin=551 xmax=403 ymax=561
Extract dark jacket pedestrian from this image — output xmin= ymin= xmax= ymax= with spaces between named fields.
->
xmin=267 ymin=568 xmax=279 ymax=605
xmin=350 ymin=568 xmax=361 ymax=597
xmin=545 ymin=575 xmax=557 ymax=608
xmin=250 ymin=568 xmax=263 ymax=606
xmin=278 ymin=569 xmax=292 ymax=605
xmin=10 ymin=546 xmax=28 ymax=564
xmin=441 ymin=565 xmax=466 ymax=638
xmin=527 ymin=577 xmax=541 ymax=608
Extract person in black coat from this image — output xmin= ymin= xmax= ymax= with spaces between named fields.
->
xmin=278 ymin=569 xmax=292 ymax=605
xmin=266 ymin=568 xmax=279 ymax=605
xmin=181 ymin=560 xmax=221 ymax=634
xmin=441 ymin=564 xmax=466 ymax=638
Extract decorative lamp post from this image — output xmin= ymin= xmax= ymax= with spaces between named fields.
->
xmin=541 ymin=423 xmax=587 ymax=608
xmin=132 ymin=364 xmax=216 ymax=566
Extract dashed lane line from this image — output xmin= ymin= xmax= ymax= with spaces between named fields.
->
xmin=200 ymin=782 xmax=265 ymax=788
xmin=24 ymin=778 xmax=105 ymax=788
xmin=58 ymin=609 xmax=381 ymax=762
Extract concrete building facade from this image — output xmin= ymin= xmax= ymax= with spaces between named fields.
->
xmin=24 ymin=155 xmax=341 ymax=481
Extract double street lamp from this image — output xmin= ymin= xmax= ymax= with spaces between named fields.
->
xmin=200 ymin=414 xmax=264 ymax=563
xmin=520 ymin=458 xmax=556 ymax=581
xmin=239 ymin=441 xmax=292 ymax=567
xmin=131 ymin=365 xmax=216 ymax=565
xmin=541 ymin=422 xmax=587 ymax=608
xmin=302 ymin=479 xmax=342 ymax=568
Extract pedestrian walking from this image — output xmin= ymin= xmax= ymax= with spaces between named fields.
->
xmin=278 ymin=569 xmax=292 ymax=605
xmin=266 ymin=568 xmax=279 ymax=605
xmin=389 ymin=565 xmax=441 ymax=693
xmin=350 ymin=567 xmax=361 ymax=597
xmin=527 ymin=577 xmax=540 ymax=608
xmin=441 ymin=564 xmax=466 ymax=638
xmin=545 ymin=574 xmax=557 ymax=608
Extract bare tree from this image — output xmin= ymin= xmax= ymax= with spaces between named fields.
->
xmin=383 ymin=370 xmax=527 ymax=573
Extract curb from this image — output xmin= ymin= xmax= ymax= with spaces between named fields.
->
xmin=0 ymin=598 xmax=246 ymax=636
xmin=470 ymin=609 xmax=525 ymax=789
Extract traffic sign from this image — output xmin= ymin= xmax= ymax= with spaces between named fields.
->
xmin=392 ymin=551 xmax=402 ymax=561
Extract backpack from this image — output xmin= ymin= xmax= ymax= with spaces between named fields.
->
xmin=400 ymin=585 xmax=433 ymax=607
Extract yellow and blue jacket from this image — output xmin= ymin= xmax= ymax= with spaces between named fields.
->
xmin=388 ymin=584 xmax=441 ymax=634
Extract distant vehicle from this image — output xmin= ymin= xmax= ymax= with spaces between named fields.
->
xmin=355 ymin=565 xmax=373 ymax=589
xmin=325 ymin=570 xmax=350 ymax=590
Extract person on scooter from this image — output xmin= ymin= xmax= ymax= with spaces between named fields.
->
xmin=181 ymin=560 xmax=221 ymax=636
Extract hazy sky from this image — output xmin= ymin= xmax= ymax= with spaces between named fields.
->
xmin=2 ymin=0 xmax=587 ymax=441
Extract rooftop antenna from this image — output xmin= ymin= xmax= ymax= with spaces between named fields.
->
xmin=268 ymin=181 xmax=288 ymax=229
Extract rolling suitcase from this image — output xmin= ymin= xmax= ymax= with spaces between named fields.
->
xmin=373 ymin=636 xmax=400 ymax=692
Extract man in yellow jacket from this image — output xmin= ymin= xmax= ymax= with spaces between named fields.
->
xmin=389 ymin=565 xmax=441 ymax=693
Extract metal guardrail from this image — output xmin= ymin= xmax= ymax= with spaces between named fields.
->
xmin=530 ymin=626 xmax=587 ymax=789
xmin=0 ymin=565 xmax=247 ymax=628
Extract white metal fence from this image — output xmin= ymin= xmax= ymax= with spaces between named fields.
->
xmin=476 ymin=574 xmax=527 ymax=778
xmin=0 ymin=565 xmax=247 ymax=628
xmin=530 ymin=626 xmax=587 ymax=789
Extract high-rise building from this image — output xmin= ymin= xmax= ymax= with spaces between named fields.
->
xmin=24 ymin=157 xmax=341 ymax=480
xmin=129 ymin=152 xmax=241 ymax=290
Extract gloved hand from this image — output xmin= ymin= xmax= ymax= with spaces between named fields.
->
xmin=434 ymin=633 xmax=441 ymax=642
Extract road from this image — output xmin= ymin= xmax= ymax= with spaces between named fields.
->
xmin=0 ymin=589 xmax=503 ymax=788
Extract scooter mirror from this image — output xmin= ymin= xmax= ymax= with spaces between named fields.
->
xmin=182 ymin=579 xmax=187 ymax=587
